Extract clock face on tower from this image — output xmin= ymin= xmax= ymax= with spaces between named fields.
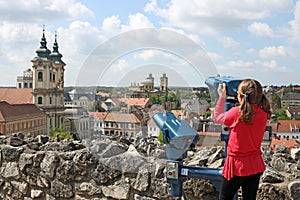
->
xmin=38 ymin=61 xmax=43 ymax=66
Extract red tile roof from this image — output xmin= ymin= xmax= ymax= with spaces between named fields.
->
xmin=111 ymin=98 xmax=150 ymax=107
xmin=127 ymin=98 xmax=150 ymax=106
xmin=104 ymin=112 xmax=141 ymax=123
xmin=0 ymin=101 xmax=45 ymax=121
xmin=147 ymin=118 xmax=157 ymax=126
xmin=270 ymin=138 xmax=299 ymax=152
xmin=110 ymin=98 xmax=122 ymax=106
xmin=0 ymin=88 xmax=33 ymax=104
xmin=276 ymin=120 xmax=300 ymax=133
xmin=93 ymin=111 xmax=108 ymax=121
xmin=96 ymin=92 xmax=110 ymax=97
xmin=171 ymin=110 xmax=184 ymax=117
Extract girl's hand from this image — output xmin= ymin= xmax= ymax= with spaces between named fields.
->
xmin=217 ymin=83 xmax=227 ymax=98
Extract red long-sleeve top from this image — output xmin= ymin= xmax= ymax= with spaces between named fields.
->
xmin=214 ymin=97 xmax=267 ymax=180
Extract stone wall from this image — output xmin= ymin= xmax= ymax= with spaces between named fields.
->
xmin=0 ymin=133 xmax=299 ymax=200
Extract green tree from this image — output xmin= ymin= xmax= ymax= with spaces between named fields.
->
xmin=273 ymin=109 xmax=291 ymax=120
xmin=157 ymin=131 xmax=165 ymax=145
xmin=119 ymin=102 xmax=127 ymax=108
xmin=149 ymin=94 xmax=160 ymax=104
xmin=202 ymin=110 xmax=212 ymax=119
xmin=270 ymin=93 xmax=281 ymax=110
xmin=168 ymin=92 xmax=181 ymax=110
xmin=49 ymin=124 xmax=73 ymax=140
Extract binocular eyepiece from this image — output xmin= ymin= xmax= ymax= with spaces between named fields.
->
xmin=205 ymin=75 xmax=243 ymax=98
xmin=205 ymin=75 xmax=243 ymax=112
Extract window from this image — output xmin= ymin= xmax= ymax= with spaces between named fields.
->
xmin=38 ymin=72 xmax=43 ymax=81
xmin=53 ymin=74 xmax=55 ymax=82
xmin=18 ymin=83 xmax=22 ymax=88
xmin=50 ymin=97 xmax=52 ymax=105
xmin=24 ymin=83 xmax=28 ymax=88
xmin=50 ymin=73 xmax=52 ymax=81
xmin=29 ymin=83 xmax=33 ymax=88
xmin=38 ymin=97 xmax=43 ymax=104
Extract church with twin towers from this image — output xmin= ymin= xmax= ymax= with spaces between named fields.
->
xmin=30 ymin=28 xmax=66 ymax=131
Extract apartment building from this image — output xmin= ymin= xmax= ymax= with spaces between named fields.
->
xmin=0 ymin=101 xmax=46 ymax=136
xmin=274 ymin=120 xmax=300 ymax=142
xmin=281 ymin=93 xmax=300 ymax=107
xmin=103 ymin=112 xmax=142 ymax=138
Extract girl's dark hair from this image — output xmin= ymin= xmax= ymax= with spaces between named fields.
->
xmin=237 ymin=79 xmax=271 ymax=124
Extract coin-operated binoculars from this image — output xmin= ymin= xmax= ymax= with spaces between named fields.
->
xmin=205 ymin=75 xmax=243 ymax=144
xmin=152 ymin=112 xmax=223 ymax=197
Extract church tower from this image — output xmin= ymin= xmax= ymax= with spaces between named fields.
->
xmin=160 ymin=73 xmax=168 ymax=91
xmin=31 ymin=28 xmax=66 ymax=131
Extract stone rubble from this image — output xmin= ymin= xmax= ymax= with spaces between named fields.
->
xmin=0 ymin=133 xmax=299 ymax=200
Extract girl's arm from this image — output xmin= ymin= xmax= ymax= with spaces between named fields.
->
xmin=213 ymin=97 xmax=226 ymax=124
xmin=213 ymin=83 xmax=227 ymax=124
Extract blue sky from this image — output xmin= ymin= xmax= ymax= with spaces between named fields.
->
xmin=0 ymin=0 xmax=299 ymax=87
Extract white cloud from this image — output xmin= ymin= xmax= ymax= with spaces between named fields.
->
xmin=144 ymin=0 xmax=294 ymax=34
xmin=259 ymin=46 xmax=287 ymax=58
xmin=55 ymin=21 xmax=105 ymax=85
xmin=59 ymin=21 xmax=103 ymax=55
xmin=134 ymin=49 xmax=158 ymax=61
xmin=0 ymin=0 xmax=94 ymax=22
xmin=110 ymin=59 xmax=129 ymax=73
xmin=218 ymin=36 xmax=240 ymax=48
xmin=207 ymin=52 xmax=222 ymax=60
xmin=101 ymin=15 xmax=121 ymax=36
xmin=0 ymin=22 xmax=42 ymax=85
xmin=289 ymin=1 xmax=300 ymax=43
xmin=248 ymin=22 xmax=276 ymax=38
xmin=247 ymin=48 xmax=257 ymax=54
xmin=227 ymin=60 xmax=256 ymax=70
xmin=223 ymin=59 xmax=288 ymax=72
xmin=261 ymin=60 xmax=288 ymax=72
xmin=122 ymin=13 xmax=154 ymax=31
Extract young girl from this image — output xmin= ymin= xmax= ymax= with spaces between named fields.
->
xmin=213 ymin=79 xmax=271 ymax=200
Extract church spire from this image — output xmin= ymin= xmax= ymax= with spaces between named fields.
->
xmin=35 ymin=25 xmax=51 ymax=58
xmin=53 ymin=31 xmax=59 ymax=53
xmin=50 ymin=31 xmax=65 ymax=64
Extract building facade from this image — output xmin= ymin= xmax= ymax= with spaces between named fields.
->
xmin=160 ymin=73 xmax=168 ymax=91
xmin=16 ymin=68 xmax=33 ymax=88
xmin=31 ymin=28 xmax=66 ymax=132
xmin=63 ymin=105 xmax=92 ymax=139
xmin=147 ymin=118 xmax=160 ymax=137
xmin=126 ymin=73 xmax=169 ymax=98
xmin=0 ymin=101 xmax=46 ymax=136
xmin=103 ymin=112 xmax=142 ymax=138
xmin=281 ymin=93 xmax=300 ymax=108
xmin=92 ymin=111 xmax=108 ymax=134
xmin=274 ymin=120 xmax=300 ymax=142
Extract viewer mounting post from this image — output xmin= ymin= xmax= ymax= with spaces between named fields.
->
xmin=152 ymin=76 xmax=243 ymax=198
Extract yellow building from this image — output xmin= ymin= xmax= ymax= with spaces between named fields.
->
xmin=31 ymin=28 xmax=66 ymax=131
xmin=127 ymin=73 xmax=168 ymax=98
